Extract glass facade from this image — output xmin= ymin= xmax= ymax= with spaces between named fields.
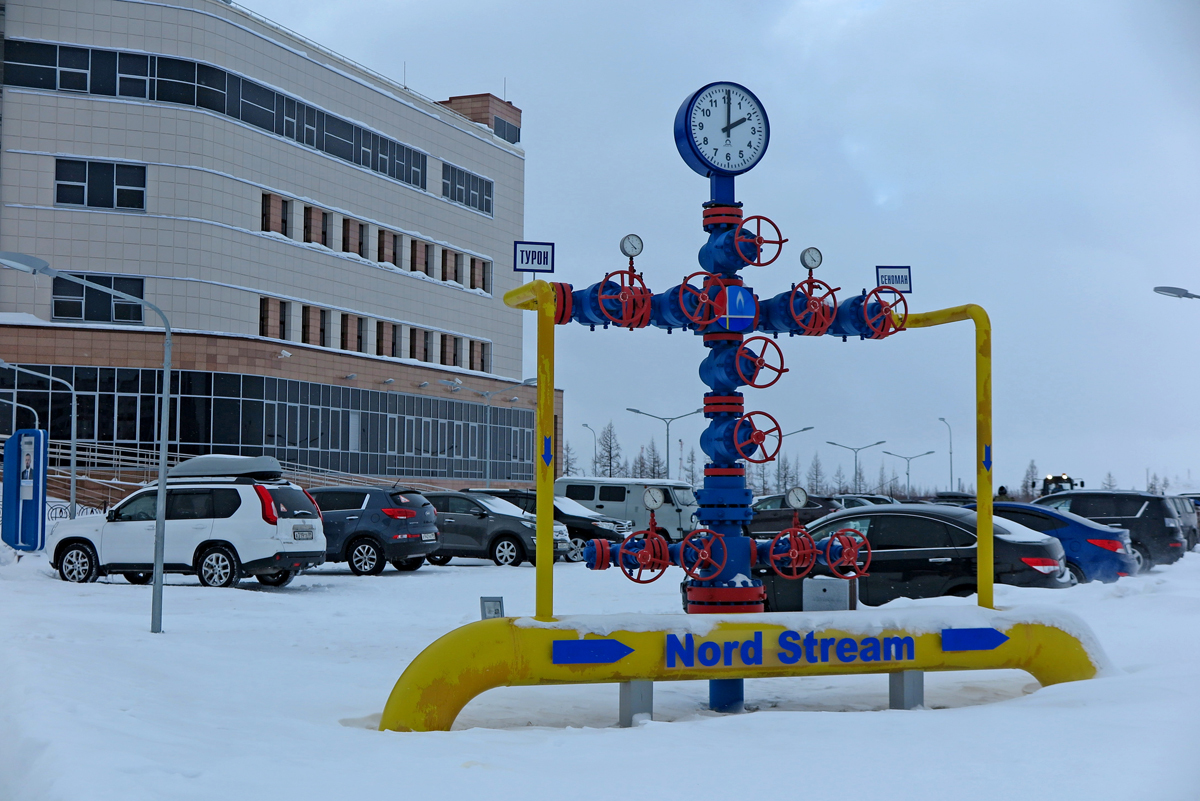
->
xmin=0 ymin=364 xmax=534 ymax=482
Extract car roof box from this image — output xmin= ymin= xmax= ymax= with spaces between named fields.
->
xmin=168 ymin=455 xmax=283 ymax=480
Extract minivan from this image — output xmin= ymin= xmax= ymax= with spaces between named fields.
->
xmin=554 ymin=477 xmax=699 ymax=541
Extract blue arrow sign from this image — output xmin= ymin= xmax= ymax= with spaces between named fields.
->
xmin=941 ymin=627 xmax=1009 ymax=652
xmin=982 ymin=445 xmax=992 ymax=472
xmin=552 ymin=639 xmax=634 ymax=665
xmin=542 ymin=436 xmax=553 ymax=466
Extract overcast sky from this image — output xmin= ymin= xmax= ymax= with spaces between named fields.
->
xmin=246 ymin=0 xmax=1200 ymax=493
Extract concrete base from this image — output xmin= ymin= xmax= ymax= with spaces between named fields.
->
xmin=802 ymin=575 xmax=857 ymax=611
xmin=619 ymin=680 xmax=653 ymax=727
xmin=889 ymin=670 xmax=924 ymax=710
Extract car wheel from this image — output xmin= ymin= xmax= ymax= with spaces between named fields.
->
xmin=1132 ymin=544 xmax=1152 ymax=574
xmin=426 ymin=554 xmax=452 ymax=566
xmin=256 ymin=570 xmax=294 ymax=587
xmin=347 ymin=538 xmax=385 ymax=576
xmin=124 ymin=571 xmax=152 ymax=585
xmin=58 ymin=542 xmax=99 ymax=583
xmin=197 ymin=545 xmax=240 ymax=588
xmin=566 ymin=536 xmax=588 ymax=563
xmin=390 ymin=557 xmax=425 ymax=572
xmin=1066 ymin=563 xmax=1086 ymax=585
xmin=491 ymin=536 xmax=523 ymax=567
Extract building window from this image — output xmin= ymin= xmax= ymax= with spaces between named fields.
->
xmin=301 ymin=305 xmax=312 ymax=344
xmin=441 ymin=163 xmax=493 ymax=214
xmin=278 ymin=301 xmax=289 ymax=340
xmin=493 ymin=116 xmax=521 ymax=144
xmin=342 ymin=218 xmax=365 ymax=256
xmin=358 ymin=223 xmax=366 ymax=258
xmin=321 ymin=212 xmax=329 ymax=247
xmin=391 ymin=234 xmax=401 ymax=267
xmin=319 ymin=309 xmax=329 ymax=347
xmin=376 ymin=321 xmax=385 ymax=356
xmin=52 ymin=274 xmax=144 ymax=323
xmin=259 ymin=298 xmax=270 ymax=337
xmin=55 ymin=159 xmax=145 ymax=210
xmin=340 ymin=314 xmax=350 ymax=350
xmin=391 ymin=325 xmax=399 ymax=357
xmin=280 ymin=200 xmax=290 ymax=238
xmin=261 ymin=194 xmax=271 ymax=232
xmin=356 ymin=317 xmax=365 ymax=352
xmin=423 ymin=331 xmax=435 ymax=363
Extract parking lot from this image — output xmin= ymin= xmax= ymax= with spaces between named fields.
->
xmin=2 ymin=549 xmax=1198 ymax=801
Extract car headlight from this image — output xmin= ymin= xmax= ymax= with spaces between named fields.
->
xmin=591 ymin=520 xmax=617 ymax=531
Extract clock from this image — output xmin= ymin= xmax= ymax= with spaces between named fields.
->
xmin=785 ymin=486 xmax=809 ymax=510
xmin=620 ymin=234 xmax=643 ymax=258
xmin=643 ymin=486 xmax=666 ymax=511
xmin=800 ymin=247 xmax=822 ymax=270
xmin=674 ymin=81 xmax=770 ymax=178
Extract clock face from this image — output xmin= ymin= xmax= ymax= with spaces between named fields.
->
xmin=643 ymin=487 xmax=666 ymax=511
xmin=687 ymin=83 xmax=769 ymax=175
xmin=801 ymin=247 xmax=822 ymax=270
xmin=620 ymin=234 xmax=643 ymax=258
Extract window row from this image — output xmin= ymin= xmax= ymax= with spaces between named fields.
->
xmin=493 ymin=116 xmax=520 ymax=145
xmin=54 ymin=159 xmax=145 ymax=210
xmin=5 ymin=40 xmax=433 ymax=197
xmin=51 ymin=274 xmax=145 ymax=323
xmin=441 ymin=163 xmax=493 ymax=214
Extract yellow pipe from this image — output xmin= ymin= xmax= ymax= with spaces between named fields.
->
xmin=900 ymin=305 xmax=993 ymax=608
xmin=379 ymin=613 xmax=1100 ymax=732
xmin=503 ymin=280 xmax=556 ymax=620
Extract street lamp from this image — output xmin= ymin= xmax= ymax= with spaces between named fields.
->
xmin=0 ymin=360 xmax=78 ymax=518
xmin=626 ymin=407 xmax=703 ymax=479
xmin=782 ymin=426 xmax=814 ymax=440
xmin=826 ymin=440 xmax=886 ymax=493
xmin=0 ymin=252 xmax=173 ymax=634
xmin=938 ymin=417 xmax=953 ymax=491
xmin=882 ymin=450 xmax=935 ymax=499
xmin=474 ymin=389 xmax=519 ymax=488
xmin=0 ymin=397 xmax=40 ymax=429
xmin=1153 ymin=286 xmax=1200 ymax=299
xmin=581 ymin=423 xmax=598 ymax=472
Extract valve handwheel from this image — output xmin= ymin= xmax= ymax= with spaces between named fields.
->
xmin=789 ymin=275 xmax=839 ymax=336
xmin=863 ymin=286 xmax=908 ymax=339
xmin=824 ymin=528 xmax=872 ymax=579
xmin=734 ymin=215 xmax=788 ymax=267
xmin=616 ymin=530 xmax=670 ymax=584
xmin=680 ymin=271 xmax=719 ymax=326
xmin=680 ymin=528 xmax=728 ymax=579
xmin=736 ymin=336 xmax=789 ymax=389
xmin=769 ymin=528 xmax=817 ymax=580
xmin=599 ymin=268 xmax=652 ymax=329
xmin=733 ymin=410 xmax=782 ymax=464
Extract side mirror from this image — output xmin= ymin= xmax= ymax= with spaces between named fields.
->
xmin=476 ymin=510 xmax=488 ymax=518
xmin=1079 ymin=481 xmax=1085 ymax=488
xmin=106 ymin=510 xmax=117 ymax=522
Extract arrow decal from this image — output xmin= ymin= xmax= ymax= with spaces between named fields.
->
xmin=552 ymin=639 xmax=634 ymax=665
xmin=982 ymin=445 xmax=992 ymax=472
xmin=542 ymin=436 xmax=553 ymax=466
xmin=941 ymin=627 xmax=1009 ymax=652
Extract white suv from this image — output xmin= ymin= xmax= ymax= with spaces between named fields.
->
xmin=47 ymin=455 xmax=325 ymax=588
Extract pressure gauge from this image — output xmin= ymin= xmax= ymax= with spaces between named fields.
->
xmin=643 ymin=486 xmax=666 ymax=511
xmin=785 ymin=486 xmax=809 ymax=510
xmin=620 ymin=234 xmax=643 ymax=258
xmin=800 ymin=247 xmax=822 ymax=270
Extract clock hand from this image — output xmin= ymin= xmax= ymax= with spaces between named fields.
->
xmin=725 ymin=89 xmax=731 ymax=141
xmin=721 ymin=116 xmax=748 ymax=136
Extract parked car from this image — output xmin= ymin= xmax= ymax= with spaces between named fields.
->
xmin=1167 ymin=496 xmax=1198 ymax=551
xmin=47 ymin=455 xmax=325 ymax=588
xmin=555 ymin=478 xmax=699 ymax=541
xmin=832 ymin=494 xmax=898 ymax=508
xmin=749 ymin=493 xmax=843 ymax=537
xmin=1032 ymin=491 xmax=1186 ymax=571
xmin=308 ymin=486 xmax=439 ymax=574
xmin=422 ymin=491 xmax=568 ymax=566
xmin=751 ymin=504 xmax=1071 ymax=610
xmin=968 ymin=502 xmax=1137 ymax=583
xmin=475 ymin=488 xmax=632 ymax=562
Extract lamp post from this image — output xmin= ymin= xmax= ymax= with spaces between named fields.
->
xmin=1153 ymin=286 xmax=1200 ymax=299
xmin=882 ymin=450 xmax=935 ymax=499
xmin=474 ymin=389 xmax=519 ymax=488
xmin=581 ymin=423 xmax=598 ymax=472
xmin=0 ymin=397 xmax=40 ymax=429
xmin=625 ymin=407 xmax=703 ymax=480
xmin=0 ymin=252 xmax=172 ymax=634
xmin=782 ymin=426 xmax=814 ymax=440
xmin=826 ymin=440 xmax=886 ymax=493
xmin=0 ymin=360 xmax=77 ymax=518
xmin=938 ymin=417 xmax=953 ymax=491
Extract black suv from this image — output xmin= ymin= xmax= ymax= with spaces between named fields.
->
xmin=749 ymin=494 xmax=843 ymax=537
xmin=309 ymin=486 xmax=439 ymax=574
xmin=1033 ymin=491 xmax=1186 ymax=571
xmin=474 ymin=488 xmax=633 ymax=562
xmin=1168 ymin=496 xmax=1198 ymax=551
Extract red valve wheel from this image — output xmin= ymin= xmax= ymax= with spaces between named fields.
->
xmin=734 ymin=215 xmax=789 ymax=267
xmin=863 ymin=286 xmax=908 ymax=339
xmin=616 ymin=530 xmax=671 ymax=584
xmin=769 ymin=528 xmax=818 ymax=580
xmin=733 ymin=410 xmax=782 ymax=464
xmin=736 ymin=336 xmax=789 ymax=389
xmin=598 ymin=269 xmax=652 ymax=329
xmin=680 ymin=271 xmax=719 ymax=326
xmin=824 ymin=528 xmax=872 ymax=579
xmin=789 ymin=276 xmax=840 ymax=336
xmin=680 ymin=528 xmax=728 ymax=579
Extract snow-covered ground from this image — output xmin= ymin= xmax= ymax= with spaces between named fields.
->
xmin=2 ymin=550 xmax=1198 ymax=801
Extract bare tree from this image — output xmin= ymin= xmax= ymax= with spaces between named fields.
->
xmin=645 ymin=439 xmax=667 ymax=479
xmin=1102 ymin=472 xmax=1117 ymax=490
xmin=594 ymin=421 xmax=623 ymax=478
xmin=683 ymin=448 xmax=698 ymax=487
xmin=806 ymin=453 xmax=826 ymax=495
xmin=562 ymin=441 xmax=578 ymax=476
xmin=833 ymin=465 xmax=848 ymax=494
xmin=1022 ymin=460 xmax=1039 ymax=501
xmin=631 ymin=446 xmax=647 ymax=479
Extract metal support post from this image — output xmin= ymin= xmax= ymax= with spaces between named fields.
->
xmin=889 ymin=670 xmax=924 ymax=709
xmin=619 ymin=680 xmax=653 ymax=726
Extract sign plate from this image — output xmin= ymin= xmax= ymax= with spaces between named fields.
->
xmin=875 ymin=266 xmax=912 ymax=294
xmin=513 ymin=241 xmax=555 ymax=273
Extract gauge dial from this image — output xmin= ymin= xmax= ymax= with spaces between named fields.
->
xmin=785 ymin=486 xmax=809 ymax=510
xmin=800 ymin=247 xmax=822 ymax=270
xmin=643 ymin=486 xmax=666 ymax=511
xmin=620 ymin=234 xmax=643 ymax=258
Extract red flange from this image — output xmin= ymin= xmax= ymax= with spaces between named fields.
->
xmin=704 ymin=467 xmax=745 ymax=476
xmin=824 ymin=528 xmax=873 ymax=579
xmin=680 ymin=528 xmax=728 ymax=579
xmin=789 ymin=274 xmax=838 ymax=336
xmin=551 ymin=282 xmax=574 ymax=325
xmin=703 ymin=205 xmax=744 ymax=228
xmin=591 ymin=538 xmax=612 ymax=570
xmin=863 ymin=286 xmax=908 ymax=339
xmin=598 ymin=268 xmax=652 ymax=329
xmin=733 ymin=411 xmax=782 ymax=464
xmin=734 ymin=215 xmax=788 ymax=266
xmin=736 ymin=336 xmax=789 ymax=389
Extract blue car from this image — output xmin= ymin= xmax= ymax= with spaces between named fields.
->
xmin=969 ymin=502 xmax=1138 ymax=583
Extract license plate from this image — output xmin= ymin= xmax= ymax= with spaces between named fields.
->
xmin=421 ymin=532 xmax=436 ymax=541
xmin=293 ymin=528 xmax=314 ymax=540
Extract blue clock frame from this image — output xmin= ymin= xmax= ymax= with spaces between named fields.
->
xmin=673 ymin=81 xmax=771 ymax=204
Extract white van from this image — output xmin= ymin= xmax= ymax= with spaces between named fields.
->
xmin=554 ymin=477 xmax=699 ymax=541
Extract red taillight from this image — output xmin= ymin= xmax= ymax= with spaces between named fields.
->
xmin=1020 ymin=557 xmax=1060 ymax=574
xmin=1169 ymin=542 xmax=1183 ymax=547
xmin=382 ymin=508 xmax=417 ymax=519
xmin=1086 ymin=538 xmax=1124 ymax=552
xmin=254 ymin=485 xmax=278 ymax=525
xmin=302 ymin=488 xmax=324 ymax=522
xmin=1118 ymin=572 xmax=1130 ymax=577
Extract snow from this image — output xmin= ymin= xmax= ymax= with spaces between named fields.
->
xmin=2 ymin=550 xmax=1199 ymax=800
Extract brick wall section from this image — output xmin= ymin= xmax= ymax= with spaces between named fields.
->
xmin=264 ymin=299 xmax=281 ymax=340
xmin=438 ymin=93 xmax=522 ymax=130
xmin=261 ymin=193 xmax=285 ymax=233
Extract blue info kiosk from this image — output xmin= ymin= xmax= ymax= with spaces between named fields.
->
xmin=3 ymin=429 xmax=49 ymax=552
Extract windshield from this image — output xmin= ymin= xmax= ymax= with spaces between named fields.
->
xmin=553 ymin=496 xmax=601 ymax=517
xmin=472 ymin=494 xmax=530 ymax=518
xmin=267 ymin=486 xmax=319 ymax=518
xmin=673 ymin=486 xmax=697 ymax=506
